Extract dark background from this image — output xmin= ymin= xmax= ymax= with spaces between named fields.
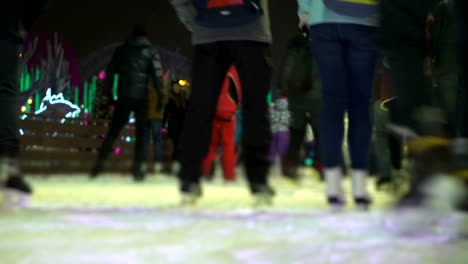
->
xmin=31 ymin=0 xmax=299 ymax=66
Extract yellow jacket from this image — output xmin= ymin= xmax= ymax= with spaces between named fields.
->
xmin=148 ymin=80 xmax=166 ymax=120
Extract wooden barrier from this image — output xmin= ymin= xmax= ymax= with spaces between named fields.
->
xmin=18 ymin=115 xmax=136 ymax=174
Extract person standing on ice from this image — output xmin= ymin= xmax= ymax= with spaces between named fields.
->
xmin=297 ymin=0 xmax=379 ymax=210
xmin=170 ymin=0 xmax=275 ymax=205
xmin=202 ymin=65 xmax=242 ymax=182
xmin=0 ymin=0 xmax=48 ymax=206
xmin=90 ymin=25 xmax=165 ymax=182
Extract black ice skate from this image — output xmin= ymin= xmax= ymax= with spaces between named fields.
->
xmin=2 ymin=176 xmax=33 ymax=208
xmin=180 ymin=183 xmax=202 ymax=206
xmin=90 ymin=160 xmax=104 ymax=179
xmin=354 ymin=197 xmax=372 ymax=211
xmin=251 ymin=184 xmax=275 ymax=207
xmin=327 ymin=196 xmax=345 ymax=211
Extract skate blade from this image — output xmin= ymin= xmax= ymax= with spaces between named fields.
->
xmin=1 ymin=189 xmax=31 ymax=209
xmin=329 ymin=204 xmax=345 ymax=213
xmin=356 ymin=203 xmax=370 ymax=211
xmin=253 ymin=195 xmax=273 ymax=207
xmin=180 ymin=195 xmax=199 ymax=207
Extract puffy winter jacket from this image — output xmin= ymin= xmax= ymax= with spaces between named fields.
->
xmin=105 ymin=36 xmax=165 ymax=109
xmin=0 ymin=0 xmax=48 ymax=42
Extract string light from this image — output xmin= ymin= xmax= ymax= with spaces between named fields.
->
xmin=35 ymin=88 xmax=81 ymax=118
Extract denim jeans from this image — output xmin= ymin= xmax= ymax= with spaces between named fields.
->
xmin=309 ymin=23 xmax=379 ymax=169
xmin=144 ymin=119 xmax=163 ymax=161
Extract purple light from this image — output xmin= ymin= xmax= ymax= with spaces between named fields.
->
xmin=114 ymin=147 xmax=121 ymax=155
xmin=98 ymin=71 xmax=106 ymax=80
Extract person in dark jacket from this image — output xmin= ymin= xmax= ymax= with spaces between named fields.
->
xmin=91 ymin=24 xmax=164 ymax=182
xmin=378 ymin=0 xmax=468 ymax=209
xmin=171 ymin=0 xmax=275 ymax=205
xmin=163 ymin=81 xmax=188 ymax=164
xmin=281 ymin=28 xmax=322 ymax=181
xmin=0 ymin=0 xmax=47 ymax=205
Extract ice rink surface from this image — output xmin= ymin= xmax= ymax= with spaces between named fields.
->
xmin=1 ymin=168 xmax=467 ymax=264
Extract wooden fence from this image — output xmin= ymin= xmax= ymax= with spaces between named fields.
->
xmin=18 ymin=115 xmax=136 ymax=174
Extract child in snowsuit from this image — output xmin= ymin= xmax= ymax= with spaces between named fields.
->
xmin=269 ymin=98 xmax=292 ymax=164
xmin=202 ymin=66 xmax=241 ymax=181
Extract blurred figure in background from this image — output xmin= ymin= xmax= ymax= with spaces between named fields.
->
xmin=280 ymin=27 xmax=322 ymax=181
xmin=202 ymin=65 xmax=241 ymax=182
xmin=298 ymin=0 xmax=379 ymax=210
xmin=143 ymin=77 xmax=168 ymax=173
xmin=378 ymin=0 xmax=467 ymax=210
xmin=163 ymin=81 xmax=188 ymax=167
xmin=91 ymin=24 xmax=164 ymax=182
xmin=0 ymin=0 xmax=48 ymax=206
xmin=269 ymin=98 xmax=291 ymax=169
xmin=171 ymin=0 xmax=275 ymax=205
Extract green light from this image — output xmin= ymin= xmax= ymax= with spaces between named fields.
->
xmin=25 ymin=71 xmax=30 ymax=91
xmin=35 ymin=91 xmax=40 ymax=112
xmin=113 ymin=74 xmax=119 ymax=100
xmin=90 ymin=76 xmax=97 ymax=113
xmin=35 ymin=68 xmax=40 ymax=81
xmin=20 ymin=70 xmax=25 ymax=92
xmin=74 ymin=87 xmax=79 ymax=107
xmin=304 ymin=158 xmax=313 ymax=167
xmin=84 ymin=82 xmax=88 ymax=113
xmin=267 ymin=90 xmax=272 ymax=104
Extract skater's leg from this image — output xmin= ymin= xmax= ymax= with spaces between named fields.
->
xmin=269 ymin=133 xmax=279 ymax=164
xmin=202 ymin=121 xmax=221 ymax=177
xmin=232 ymin=41 xmax=273 ymax=194
xmin=151 ymin=120 xmax=163 ymax=161
xmin=220 ymin=120 xmax=236 ymax=181
xmin=179 ymin=43 xmax=231 ymax=194
xmin=277 ymin=131 xmax=290 ymax=164
xmin=0 ymin=39 xmax=32 ymax=200
xmin=373 ymin=100 xmax=396 ymax=186
xmin=92 ymin=101 xmax=131 ymax=176
xmin=344 ymin=25 xmax=379 ymax=205
xmin=132 ymin=100 xmax=149 ymax=181
xmin=284 ymin=107 xmax=307 ymax=170
xmin=309 ymin=24 xmax=347 ymax=203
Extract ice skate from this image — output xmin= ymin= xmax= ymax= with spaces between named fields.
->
xmin=2 ymin=188 xmax=31 ymax=208
xmin=325 ymin=167 xmax=345 ymax=211
xmin=180 ymin=183 xmax=202 ymax=206
xmin=352 ymin=170 xmax=372 ymax=211
xmin=2 ymin=176 xmax=33 ymax=209
xmin=327 ymin=196 xmax=345 ymax=212
xmin=251 ymin=184 xmax=275 ymax=207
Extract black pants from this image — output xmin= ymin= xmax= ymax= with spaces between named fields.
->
xmin=0 ymin=39 xmax=21 ymax=159
xmin=378 ymin=0 xmax=433 ymax=135
xmin=179 ymin=41 xmax=272 ymax=190
xmin=97 ymin=99 xmax=148 ymax=171
xmin=454 ymin=0 xmax=468 ymax=137
xmin=285 ymin=99 xmax=321 ymax=168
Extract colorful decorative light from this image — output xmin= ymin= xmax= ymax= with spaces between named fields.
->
xmin=98 ymin=71 xmax=106 ymax=80
xmin=35 ymin=88 xmax=81 ymax=118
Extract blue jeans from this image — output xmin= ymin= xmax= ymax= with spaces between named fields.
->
xmin=309 ymin=24 xmax=379 ymax=169
xmin=144 ymin=120 xmax=163 ymax=161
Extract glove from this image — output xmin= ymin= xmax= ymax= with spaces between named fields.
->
xmin=298 ymin=13 xmax=309 ymax=28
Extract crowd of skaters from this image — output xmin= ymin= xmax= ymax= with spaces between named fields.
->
xmin=1 ymin=0 xmax=467 ymax=210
